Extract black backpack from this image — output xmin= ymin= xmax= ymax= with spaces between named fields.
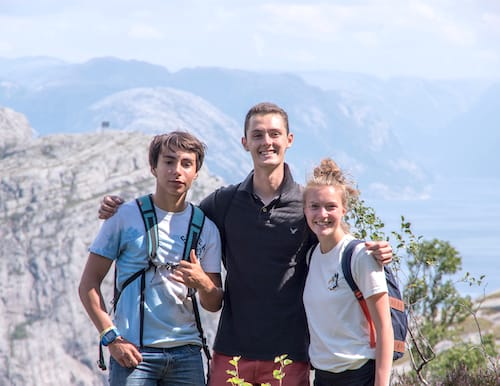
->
xmin=308 ymin=239 xmax=408 ymax=360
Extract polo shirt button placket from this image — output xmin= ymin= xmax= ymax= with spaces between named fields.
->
xmin=261 ymin=206 xmax=272 ymax=224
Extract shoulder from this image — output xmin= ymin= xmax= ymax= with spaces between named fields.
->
xmin=199 ymin=183 xmax=240 ymax=214
xmin=351 ymin=241 xmax=382 ymax=273
xmin=102 ymin=199 xmax=140 ymax=225
xmin=200 ymin=215 xmax=221 ymax=237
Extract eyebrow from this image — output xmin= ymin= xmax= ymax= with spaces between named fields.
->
xmin=162 ymin=153 xmax=195 ymax=162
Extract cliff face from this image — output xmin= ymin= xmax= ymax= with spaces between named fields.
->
xmin=0 ymin=109 xmax=223 ymax=385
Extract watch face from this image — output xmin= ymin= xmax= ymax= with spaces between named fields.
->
xmin=102 ymin=328 xmax=119 ymax=346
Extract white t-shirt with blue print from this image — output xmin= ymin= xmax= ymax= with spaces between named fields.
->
xmin=89 ymin=199 xmax=221 ymax=348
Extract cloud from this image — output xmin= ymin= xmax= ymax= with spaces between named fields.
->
xmin=0 ymin=0 xmax=499 ymax=78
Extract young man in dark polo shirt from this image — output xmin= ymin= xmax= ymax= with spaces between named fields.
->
xmin=98 ymin=102 xmax=393 ymax=386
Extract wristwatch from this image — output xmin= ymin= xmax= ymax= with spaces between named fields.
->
xmin=100 ymin=326 xmax=121 ymax=346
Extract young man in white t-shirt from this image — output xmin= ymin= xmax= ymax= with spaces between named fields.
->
xmin=79 ymin=131 xmax=223 ymax=385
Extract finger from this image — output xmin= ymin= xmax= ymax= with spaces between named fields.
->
xmin=169 ymin=270 xmax=185 ymax=284
xmin=364 ymin=241 xmax=389 ymax=250
xmin=132 ymin=350 xmax=143 ymax=362
xmin=122 ymin=356 xmax=135 ymax=368
xmin=110 ymin=195 xmax=124 ymax=205
xmin=189 ymin=249 xmax=198 ymax=264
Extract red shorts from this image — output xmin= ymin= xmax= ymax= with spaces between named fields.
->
xmin=208 ymin=352 xmax=311 ymax=386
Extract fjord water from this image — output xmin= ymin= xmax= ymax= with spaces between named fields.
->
xmin=368 ymin=176 xmax=500 ymax=299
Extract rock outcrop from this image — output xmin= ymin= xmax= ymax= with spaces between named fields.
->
xmin=0 ymin=109 xmax=223 ymax=385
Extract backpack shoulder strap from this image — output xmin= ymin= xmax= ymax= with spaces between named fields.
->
xmin=136 ymin=194 xmax=158 ymax=261
xmin=182 ymin=204 xmax=212 ymax=373
xmin=306 ymin=242 xmax=318 ymax=267
xmin=340 ymin=239 xmax=364 ymax=292
xmin=182 ymin=204 xmax=206 ymax=261
xmin=102 ymin=194 xmax=157 ymax=369
xmin=341 ymin=239 xmax=376 ymax=348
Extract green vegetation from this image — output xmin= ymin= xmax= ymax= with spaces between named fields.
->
xmin=347 ymin=198 xmax=499 ymax=385
xmin=226 ymin=355 xmax=293 ymax=386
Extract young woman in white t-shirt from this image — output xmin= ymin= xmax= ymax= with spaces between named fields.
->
xmin=302 ymin=158 xmax=393 ymax=386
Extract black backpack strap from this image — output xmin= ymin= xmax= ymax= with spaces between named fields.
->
xmin=98 ymin=195 xmax=155 ymax=370
xmin=135 ymin=194 xmax=157 ymax=349
xmin=305 ymin=242 xmax=318 ymax=268
xmin=111 ymin=194 xmax=156 ymax=310
xmin=183 ymin=204 xmax=212 ymax=378
xmin=340 ymin=239 xmax=376 ymax=348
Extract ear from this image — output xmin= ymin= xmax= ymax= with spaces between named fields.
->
xmin=286 ymin=132 xmax=294 ymax=149
xmin=151 ymin=167 xmax=157 ymax=177
xmin=241 ymin=136 xmax=249 ymax=151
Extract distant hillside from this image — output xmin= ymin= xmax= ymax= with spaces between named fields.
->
xmin=0 ymin=56 xmax=455 ymax=199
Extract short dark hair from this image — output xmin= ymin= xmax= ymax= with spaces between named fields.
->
xmin=244 ymin=102 xmax=289 ymax=136
xmin=149 ymin=131 xmax=206 ymax=171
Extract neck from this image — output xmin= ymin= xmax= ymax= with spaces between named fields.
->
xmin=152 ymin=192 xmax=187 ymax=212
xmin=252 ymin=164 xmax=285 ymax=205
xmin=318 ymin=231 xmax=347 ymax=254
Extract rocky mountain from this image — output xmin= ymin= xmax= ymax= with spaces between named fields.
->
xmin=74 ymin=86 xmax=252 ymax=181
xmin=0 ymin=56 xmax=449 ymax=200
xmin=0 ymin=108 xmax=223 ymax=385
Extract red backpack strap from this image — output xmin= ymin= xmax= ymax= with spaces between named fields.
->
xmin=340 ymin=239 xmax=376 ymax=348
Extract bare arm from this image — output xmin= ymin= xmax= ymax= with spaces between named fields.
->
xmin=366 ymin=292 xmax=393 ymax=386
xmin=171 ymin=250 xmax=223 ymax=312
xmin=98 ymin=195 xmax=124 ymax=220
xmin=78 ymin=253 xmax=114 ymax=332
xmin=365 ymin=241 xmax=393 ymax=264
xmin=78 ymin=253 xmax=142 ymax=367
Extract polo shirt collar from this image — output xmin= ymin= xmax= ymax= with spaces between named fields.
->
xmin=239 ymin=163 xmax=296 ymax=197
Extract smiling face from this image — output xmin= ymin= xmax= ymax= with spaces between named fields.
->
xmin=304 ymin=185 xmax=347 ymax=245
xmin=241 ymin=113 xmax=293 ymax=171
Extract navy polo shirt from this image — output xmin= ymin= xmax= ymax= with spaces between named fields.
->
xmin=199 ymin=164 xmax=316 ymax=361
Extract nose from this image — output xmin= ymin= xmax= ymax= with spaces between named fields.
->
xmin=319 ymin=206 xmax=328 ymax=216
xmin=262 ymin=132 xmax=272 ymax=145
xmin=171 ymin=161 xmax=182 ymax=175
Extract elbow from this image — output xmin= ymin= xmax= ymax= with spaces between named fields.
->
xmin=78 ymin=279 xmax=89 ymax=304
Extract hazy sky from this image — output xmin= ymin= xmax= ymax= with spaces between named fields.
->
xmin=1 ymin=0 xmax=499 ymax=79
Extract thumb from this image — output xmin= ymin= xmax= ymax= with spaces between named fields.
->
xmin=189 ymin=249 xmax=199 ymax=264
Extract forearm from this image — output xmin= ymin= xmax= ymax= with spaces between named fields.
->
xmin=197 ymin=285 xmax=223 ymax=312
xmin=367 ymin=293 xmax=394 ymax=386
xmin=197 ymin=273 xmax=224 ymax=312
xmin=79 ymin=284 xmax=114 ymax=333
xmin=196 ymin=272 xmax=223 ymax=312
xmin=374 ymin=324 xmax=393 ymax=386
xmin=78 ymin=253 xmax=114 ymax=333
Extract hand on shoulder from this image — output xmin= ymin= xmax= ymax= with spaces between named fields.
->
xmin=365 ymin=241 xmax=393 ymax=265
xmin=98 ymin=195 xmax=124 ymax=219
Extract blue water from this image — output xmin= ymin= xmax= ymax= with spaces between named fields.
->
xmin=365 ymin=177 xmax=500 ymax=299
